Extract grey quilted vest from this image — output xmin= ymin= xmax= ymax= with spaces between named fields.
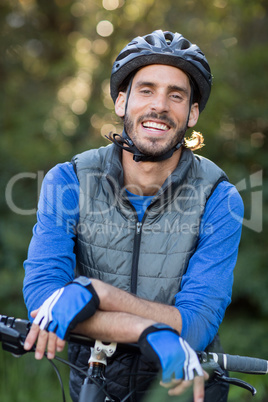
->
xmin=73 ymin=144 xmax=227 ymax=303
xmin=68 ymin=144 xmax=228 ymax=401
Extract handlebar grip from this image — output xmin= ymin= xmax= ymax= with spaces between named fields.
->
xmin=0 ymin=315 xmax=31 ymax=338
xmin=212 ymin=353 xmax=268 ymax=374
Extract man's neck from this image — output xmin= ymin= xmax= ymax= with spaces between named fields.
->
xmin=122 ymin=148 xmax=182 ymax=196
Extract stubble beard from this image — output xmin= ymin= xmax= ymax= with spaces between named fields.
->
xmin=124 ymin=112 xmax=188 ymax=157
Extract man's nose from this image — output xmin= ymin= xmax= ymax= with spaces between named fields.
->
xmin=150 ymin=93 xmax=169 ymax=114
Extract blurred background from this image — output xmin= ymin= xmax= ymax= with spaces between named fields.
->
xmin=0 ymin=0 xmax=267 ymax=400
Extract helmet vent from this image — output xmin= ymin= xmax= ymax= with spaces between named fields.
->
xmin=144 ymin=35 xmax=156 ymax=46
xmin=164 ymin=32 xmax=174 ymax=45
xmin=178 ymin=39 xmax=191 ymax=50
xmin=116 ymin=48 xmax=138 ymax=61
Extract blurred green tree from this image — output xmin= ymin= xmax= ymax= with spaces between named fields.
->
xmin=0 ymin=0 xmax=267 ymax=400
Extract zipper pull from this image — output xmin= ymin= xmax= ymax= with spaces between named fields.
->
xmin=136 ymin=222 xmax=142 ymax=234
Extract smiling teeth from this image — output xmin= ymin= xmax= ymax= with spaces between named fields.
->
xmin=143 ymin=121 xmax=169 ymax=130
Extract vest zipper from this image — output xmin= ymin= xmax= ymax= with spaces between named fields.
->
xmin=136 ymin=221 xmax=142 ymax=234
xmin=130 ymin=221 xmax=143 ymax=294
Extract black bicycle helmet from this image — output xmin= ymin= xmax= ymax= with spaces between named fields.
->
xmin=110 ymin=30 xmax=212 ymax=112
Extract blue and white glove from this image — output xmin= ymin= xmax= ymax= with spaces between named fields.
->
xmin=33 ymin=277 xmax=99 ymax=340
xmin=138 ymin=323 xmax=203 ymax=383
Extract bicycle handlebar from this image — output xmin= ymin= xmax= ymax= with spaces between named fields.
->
xmin=207 ymin=352 xmax=268 ymax=375
xmin=68 ymin=333 xmax=268 ymax=378
xmin=1 ymin=314 xmax=267 ymax=377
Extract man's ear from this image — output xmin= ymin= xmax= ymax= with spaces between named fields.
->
xmin=115 ymin=92 xmax=126 ymax=118
xmin=188 ymin=102 xmax=199 ymax=128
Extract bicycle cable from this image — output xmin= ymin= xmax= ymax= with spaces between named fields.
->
xmin=53 ymin=354 xmax=114 ymax=401
xmin=45 ymin=355 xmax=66 ymax=402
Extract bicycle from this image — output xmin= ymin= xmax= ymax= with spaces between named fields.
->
xmin=0 ymin=314 xmax=267 ymax=401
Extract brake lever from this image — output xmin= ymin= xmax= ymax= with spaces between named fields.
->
xmin=202 ymin=360 xmax=257 ymax=396
xmin=217 ymin=373 xmax=257 ymax=396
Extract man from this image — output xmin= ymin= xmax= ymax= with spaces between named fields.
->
xmin=23 ymin=30 xmax=244 ymax=401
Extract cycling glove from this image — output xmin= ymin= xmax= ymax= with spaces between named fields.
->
xmin=33 ymin=277 xmax=99 ymax=340
xmin=138 ymin=323 xmax=203 ymax=383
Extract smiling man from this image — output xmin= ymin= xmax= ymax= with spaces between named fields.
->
xmin=23 ymin=30 xmax=244 ymax=402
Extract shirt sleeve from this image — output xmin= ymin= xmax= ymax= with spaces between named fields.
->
xmin=23 ymin=162 xmax=80 ymax=318
xmin=175 ymin=180 xmax=244 ymax=351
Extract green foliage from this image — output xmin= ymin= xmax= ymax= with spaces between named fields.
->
xmin=0 ymin=348 xmax=72 ymax=402
xmin=1 ymin=0 xmax=268 ymax=400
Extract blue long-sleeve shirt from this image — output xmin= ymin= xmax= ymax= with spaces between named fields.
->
xmin=23 ymin=161 xmax=244 ymax=351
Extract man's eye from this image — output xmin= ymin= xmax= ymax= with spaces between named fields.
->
xmin=140 ymin=89 xmax=152 ymax=94
xmin=171 ymin=94 xmax=183 ymax=100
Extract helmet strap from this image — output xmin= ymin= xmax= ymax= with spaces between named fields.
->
xmin=124 ymin=75 xmax=134 ymax=114
xmin=106 ymin=130 xmax=183 ymax=162
xmin=185 ymin=80 xmax=194 ymax=126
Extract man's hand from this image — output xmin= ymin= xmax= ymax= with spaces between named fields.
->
xmin=24 ymin=309 xmax=66 ymax=360
xmin=138 ymin=323 xmax=207 ymax=401
xmin=24 ymin=277 xmax=99 ymax=359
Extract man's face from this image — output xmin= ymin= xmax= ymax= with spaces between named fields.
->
xmin=115 ymin=64 xmax=199 ymax=157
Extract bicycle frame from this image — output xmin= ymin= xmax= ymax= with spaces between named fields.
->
xmin=78 ymin=340 xmax=117 ymax=402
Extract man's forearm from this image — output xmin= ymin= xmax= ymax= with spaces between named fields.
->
xmin=91 ymin=279 xmax=183 ymax=334
xmin=74 ymin=310 xmax=155 ymax=343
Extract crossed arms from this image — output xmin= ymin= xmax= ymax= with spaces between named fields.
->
xmin=24 ymin=278 xmax=207 ymax=400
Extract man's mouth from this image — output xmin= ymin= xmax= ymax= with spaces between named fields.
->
xmin=142 ymin=121 xmax=170 ymax=131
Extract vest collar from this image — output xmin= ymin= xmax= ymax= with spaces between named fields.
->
xmin=105 ymin=144 xmax=194 ymax=201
